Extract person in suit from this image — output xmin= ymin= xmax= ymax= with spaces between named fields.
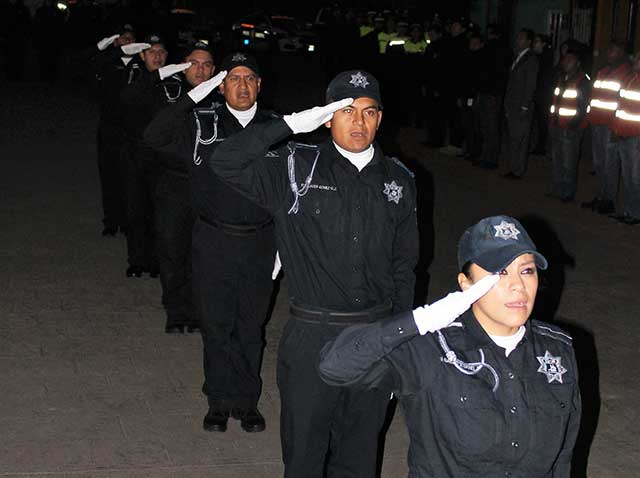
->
xmin=502 ymin=28 xmax=539 ymax=179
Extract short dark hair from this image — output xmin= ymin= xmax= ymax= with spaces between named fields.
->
xmin=461 ymin=261 xmax=473 ymax=278
xmin=519 ymin=28 xmax=535 ymax=43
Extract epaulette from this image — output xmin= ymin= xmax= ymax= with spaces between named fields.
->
xmin=388 ymin=156 xmax=415 ymax=178
xmin=266 ymin=150 xmax=280 ymax=158
xmin=531 ymin=321 xmax=573 ymax=346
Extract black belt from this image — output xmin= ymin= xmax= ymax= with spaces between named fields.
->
xmin=289 ymin=302 xmax=393 ymax=325
xmin=198 ymin=215 xmax=273 ymax=236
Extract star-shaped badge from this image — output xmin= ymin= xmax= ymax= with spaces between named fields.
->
xmin=536 ymin=351 xmax=567 ymax=384
xmin=383 ymin=181 xmax=403 ymax=204
xmin=232 ymin=53 xmax=247 ymax=62
xmin=349 ymin=71 xmax=370 ymax=89
xmin=494 ymin=220 xmax=521 ymax=240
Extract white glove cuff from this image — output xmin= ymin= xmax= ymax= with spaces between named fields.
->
xmin=412 ymin=307 xmax=431 ymax=335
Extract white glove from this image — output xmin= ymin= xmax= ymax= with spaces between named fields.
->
xmin=187 ymin=70 xmax=227 ymax=103
xmin=159 ymin=62 xmax=192 ymax=80
xmin=121 ymin=42 xmax=151 ymax=55
xmin=97 ymin=34 xmax=119 ymax=51
xmin=272 ymin=251 xmax=282 ymax=280
xmin=283 ymin=98 xmax=354 ymax=134
xmin=412 ymin=274 xmax=500 ymax=335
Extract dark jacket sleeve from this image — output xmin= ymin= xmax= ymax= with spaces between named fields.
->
xmin=143 ymin=95 xmax=195 ymax=158
xmin=317 ymin=311 xmax=420 ymax=391
xmin=120 ymin=70 xmax=161 ymax=139
xmin=392 ymin=178 xmax=419 ymax=313
xmin=521 ymin=54 xmax=539 ymax=110
xmin=552 ymin=349 xmax=582 ymax=478
xmin=206 ymin=118 xmax=293 ymax=213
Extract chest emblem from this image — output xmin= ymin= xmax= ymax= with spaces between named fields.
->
xmin=383 ymin=181 xmax=403 ymax=204
xmin=536 ymin=350 xmax=567 ymax=383
xmin=494 ymin=220 xmax=521 ymax=240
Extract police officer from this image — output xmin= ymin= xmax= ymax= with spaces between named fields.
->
xmin=120 ymin=35 xmax=172 ymax=278
xmin=144 ymin=52 xmax=276 ymax=432
xmin=319 ymin=215 xmax=581 ymax=477
xmin=207 ymin=71 xmax=419 ymax=477
xmin=583 ymin=41 xmax=631 ymax=214
xmin=139 ymin=42 xmax=217 ymax=333
xmin=92 ymin=27 xmax=140 ymax=236
xmin=548 ymin=49 xmax=591 ymax=202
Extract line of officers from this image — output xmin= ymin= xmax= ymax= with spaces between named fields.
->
xmin=90 ymin=24 xmax=420 ymax=477
xmin=551 ymin=40 xmax=640 ymax=226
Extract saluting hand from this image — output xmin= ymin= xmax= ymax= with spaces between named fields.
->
xmin=97 ymin=34 xmax=120 ymax=51
xmin=121 ymin=42 xmax=151 ymax=55
xmin=412 ymin=274 xmax=500 ymax=335
xmin=283 ymin=98 xmax=354 ymax=134
xmin=159 ymin=62 xmax=192 ymax=80
xmin=187 ymin=70 xmax=227 ymax=103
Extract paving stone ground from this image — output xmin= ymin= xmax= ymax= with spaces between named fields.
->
xmin=0 ymin=78 xmax=639 ymax=478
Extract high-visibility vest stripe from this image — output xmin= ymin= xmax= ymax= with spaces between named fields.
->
xmin=558 ymin=107 xmax=577 ymax=116
xmin=615 ymin=109 xmax=640 ymax=122
xmin=620 ymin=89 xmax=640 ymax=101
xmin=593 ymin=80 xmax=621 ymax=91
xmin=589 ymin=99 xmax=618 ymax=110
xmin=562 ymin=89 xmax=578 ymax=99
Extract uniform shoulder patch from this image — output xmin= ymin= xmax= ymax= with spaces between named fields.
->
xmin=266 ymin=150 xmax=280 ymax=158
xmin=531 ymin=321 xmax=573 ymax=346
xmin=387 ymin=156 xmax=415 ymax=178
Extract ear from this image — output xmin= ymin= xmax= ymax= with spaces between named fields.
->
xmin=256 ymin=77 xmax=262 ymax=93
xmin=138 ymin=52 xmax=145 ymax=61
xmin=458 ymin=272 xmax=472 ymax=291
xmin=324 ymin=120 xmax=332 ymax=129
xmin=376 ymin=110 xmax=383 ymax=130
xmin=219 ymin=81 xmax=226 ymax=95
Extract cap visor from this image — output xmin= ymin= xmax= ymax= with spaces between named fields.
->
xmin=475 ymin=247 xmax=548 ymax=273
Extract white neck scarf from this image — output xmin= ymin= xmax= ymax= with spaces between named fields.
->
xmin=333 ymin=141 xmax=375 ymax=172
xmin=121 ymin=57 xmax=132 ymax=66
xmin=227 ymin=102 xmax=257 ymax=128
xmin=489 ymin=325 xmax=526 ymax=357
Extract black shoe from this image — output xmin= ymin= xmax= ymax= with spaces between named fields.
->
xmin=145 ymin=266 xmax=160 ymax=278
xmin=624 ymin=217 xmax=640 ymax=226
xmin=102 ymin=226 xmax=118 ymax=237
xmin=596 ymin=201 xmax=615 ymax=215
xmin=581 ymin=197 xmax=600 ymax=210
xmin=126 ymin=265 xmax=144 ymax=278
xmin=203 ymin=409 xmax=229 ymax=432
xmin=231 ymin=407 xmax=266 ymax=433
xmin=164 ymin=324 xmax=184 ymax=334
xmin=186 ymin=324 xmax=200 ymax=334
xmin=502 ymin=172 xmax=522 ymax=180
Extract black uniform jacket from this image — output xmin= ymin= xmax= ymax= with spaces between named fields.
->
xmin=207 ymin=118 xmax=419 ymax=313
xmin=318 ymin=310 xmax=581 ymax=477
xmin=144 ymin=95 xmax=276 ymax=226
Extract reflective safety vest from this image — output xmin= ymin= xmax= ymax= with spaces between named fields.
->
xmin=404 ymin=39 xmax=428 ymax=54
xmin=360 ymin=25 xmax=374 ymax=37
xmin=588 ymin=62 xmax=630 ymax=126
xmin=378 ymin=32 xmax=392 ymax=53
xmin=550 ymin=70 xmax=589 ymax=129
xmin=613 ymin=73 xmax=640 ymax=137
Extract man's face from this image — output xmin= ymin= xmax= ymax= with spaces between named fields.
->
xmin=516 ymin=31 xmax=531 ymax=51
xmin=458 ymin=253 xmax=539 ymax=336
xmin=184 ymin=50 xmax=214 ymax=87
xmin=450 ymin=22 xmax=464 ymax=37
xmin=469 ymin=37 xmax=483 ymax=51
xmin=533 ymin=37 xmax=545 ymax=54
xmin=633 ymin=52 xmax=640 ymax=72
xmin=607 ymin=45 xmax=624 ymax=64
xmin=140 ymin=44 xmax=167 ymax=71
xmin=562 ymin=54 xmax=579 ymax=74
xmin=115 ymin=32 xmax=135 ymax=47
xmin=326 ymin=96 xmax=382 ymax=153
xmin=219 ymin=66 xmax=260 ymax=111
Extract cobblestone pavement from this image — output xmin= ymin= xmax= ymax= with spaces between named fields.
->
xmin=0 ymin=80 xmax=638 ymax=478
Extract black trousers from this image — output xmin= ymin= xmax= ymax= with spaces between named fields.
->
xmin=154 ymin=172 xmax=195 ymax=326
xmin=193 ymin=218 xmax=276 ymax=410
xmin=478 ymin=94 xmax=502 ymax=167
xmin=123 ymin=142 xmax=158 ymax=269
xmin=277 ymin=318 xmax=391 ymax=478
xmin=96 ymin=120 xmax=126 ymax=229
xmin=503 ymin=108 xmax=534 ymax=177
xmin=425 ymin=91 xmax=446 ymax=147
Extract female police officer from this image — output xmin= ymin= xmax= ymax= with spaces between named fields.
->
xmin=319 ymin=215 xmax=581 ymax=477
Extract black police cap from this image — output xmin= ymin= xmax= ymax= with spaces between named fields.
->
xmin=326 ymin=70 xmax=383 ymax=109
xmin=220 ymin=52 xmax=260 ymax=76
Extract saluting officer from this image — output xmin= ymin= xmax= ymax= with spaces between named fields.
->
xmin=91 ymin=26 xmax=139 ymax=237
xmin=119 ymin=35 xmax=174 ymax=279
xmin=319 ymin=215 xmax=581 ymax=478
xmin=144 ymin=52 xmax=277 ymax=432
xmin=207 ymin=71 xmax=419 ymax=477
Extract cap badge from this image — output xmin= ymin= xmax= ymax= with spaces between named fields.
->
xmin=232 ymin=53 xmax=247 ymax=62
xmin=383 ymin=180 xmax=403 ymax=204
xmin=494 ymin=221 xmax=520 ymax=241
xmin=536 ymin=351 xmax=567 ymax=384
xmin=349 ymin=71 xmax=370 ymax=89
xmin=150 ymin=35 xmax=160 ymax=43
